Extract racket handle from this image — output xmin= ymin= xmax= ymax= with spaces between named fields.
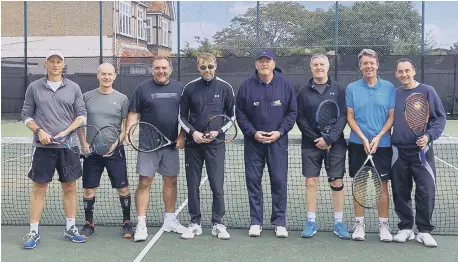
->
xmin=324 ymin=148 xmax=331 ymax=170
xmin=420 ymin=149 xmax=427 ymax=167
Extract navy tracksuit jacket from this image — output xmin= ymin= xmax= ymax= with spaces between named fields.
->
xmin=236 ymin=69 xmax=297 ymax=227
xmin=391 ymin=83 xmax=446 ymax=233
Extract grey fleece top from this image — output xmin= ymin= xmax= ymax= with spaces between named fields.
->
xmin=21 ymin=77 xmax=87 ymax=148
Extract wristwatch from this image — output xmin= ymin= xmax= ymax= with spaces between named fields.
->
xmin=34 ymin=128 xmax=42 ymax=135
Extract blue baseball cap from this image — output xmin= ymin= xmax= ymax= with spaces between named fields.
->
xmin=256 ymin=50 xmax=275 ymax=60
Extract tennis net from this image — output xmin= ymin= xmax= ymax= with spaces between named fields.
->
xmin=2 ymin=136 xmax=457 ymax=235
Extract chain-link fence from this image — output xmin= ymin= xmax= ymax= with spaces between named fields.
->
xmin=2 ymin=1 xmax=458 ymax=118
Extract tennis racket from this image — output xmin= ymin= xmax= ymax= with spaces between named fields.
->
xmin=316 ymin=99 xmax=339 ymax=170
xmin=404 ymin=93 xmax=430 ymax=167
xmin=127 ymin=122 xmax=174 ymax=152
xmin=202 ymin=114 xmax=238 ymax=143
xmin=36 ymin=125 xmax=101 ymax=156
xmin=352 ymin=151 xmax=382 ymax=209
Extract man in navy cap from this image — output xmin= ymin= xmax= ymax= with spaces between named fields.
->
xmin=236 ymin=50 xmax=297 ymax=238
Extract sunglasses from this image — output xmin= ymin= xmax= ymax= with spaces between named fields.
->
xmin=199 ymin=64 xmax=215 ymax=70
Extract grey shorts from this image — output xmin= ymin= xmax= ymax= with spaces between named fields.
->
xmin=136 ymin=146 xmax=180 ymax=177
xmin=301 ymin=145 xmax=347 ymax=178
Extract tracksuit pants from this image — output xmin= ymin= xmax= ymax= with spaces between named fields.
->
xmin=244 ymin=137 xmax=288 ymax=227
xmin=185 ymin=144 xmax=226 ymax=225
xmin=391 ymin=145 xmax=436 ymax=233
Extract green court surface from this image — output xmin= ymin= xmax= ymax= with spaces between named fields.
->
xmin=2 ymin=120 xmax=458 ymax=137
xmin=2 ymin=226 xmax=458 ymax=262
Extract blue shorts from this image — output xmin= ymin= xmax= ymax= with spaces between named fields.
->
xmin=82 ymin=145 xmax=128 ymax=189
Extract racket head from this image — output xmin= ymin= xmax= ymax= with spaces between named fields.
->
xmin=404 ymin=93 xmax=429 ymax=136
xmin=204 ymin=114 xmax=238 ymax=142
xmin=316 ymin=99 xmax=339 ymax=134
xmin=128 ymin=122 xmax=168 ymax=152
xmin=352 ymin=165 xmax=382 ymax=208
xmin=93 ymin=126 xmax=121 ymax=155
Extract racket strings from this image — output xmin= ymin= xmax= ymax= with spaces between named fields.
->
xmin=353 ymin=167 xmax=382 ymax=207
xmin=92 ymin=127 xmax=120 ymax=155
xmin=130 ymin=123 xmax=164 ymax=151
xmin=317 ymin=102 xmax=339 ymax=129
xmin=405 ymin=94 xmax=429 ymax=132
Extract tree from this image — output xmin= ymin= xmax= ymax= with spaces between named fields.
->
xmin=450 ymin=42 xmax=458 ymax=54
xmin=181 ymin=37 xmax=223 ymax=57
xmin=213 ymin=2 xmax=309 ymax=56
xmin=187 ymin=1 xmax=435 ymax=56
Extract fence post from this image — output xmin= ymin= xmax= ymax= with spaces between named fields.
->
xmin=24 ymin=1 xmax=28 ymax=91
xmin=99 ymin=1 xmax=103 ymax=65
xmin=177 ymin=1 xmax=181 ymax=82
xmin=421 ymin=1 xmax=425 ymax=83
xmin=454 ymin=54 xmax=457 ymax=115
xmin=334 ymin=1 xmax=339 ymax=81
xmin=256 ymin=1 xmax=260 ymax=51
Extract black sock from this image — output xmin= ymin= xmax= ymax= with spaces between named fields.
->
xmin=119 ymin=194 xmax=131 ymax=223
xmin=83 ymin=197 xmax=95 ymax=224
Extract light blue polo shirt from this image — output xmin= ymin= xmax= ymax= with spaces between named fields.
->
xmin=345 ymin=76 xmax=395 ymax=147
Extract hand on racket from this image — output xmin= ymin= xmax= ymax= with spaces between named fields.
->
xmin=193 ymin=131 xmax=212 ymax=144
xmin=36 ymin=129 xmax=55 ymax=145
xmin=352 ymin=153 xmax=382 ymax=209
xmin=416 ymin=135 xmax=429 ymax=148
xmin=202 ymin=114 xmax=237 ymax=143
xmin=369 ymin=135 xmax=381 ymax=154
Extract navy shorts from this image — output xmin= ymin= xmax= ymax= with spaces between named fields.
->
xmin=83 ymin=145 xmax=128 ymax=189
xmin=28 ymin=147 xmax=82 ymax=183
xmin=348 ymin=142 xmax=392 ymax=181
xmin=301 ymin=144 xmax=347 ymax=178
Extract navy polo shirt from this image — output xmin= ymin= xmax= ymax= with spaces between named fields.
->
xmin=345 ymin=76 xmax=396 ymax=147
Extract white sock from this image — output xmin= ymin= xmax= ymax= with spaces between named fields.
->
xmin=164 ymin=213 xmax=175 ymax=220
xmin=30 ymin=222 xmax=39 ymax=233
xmin=66 ymin=218 xmax=75 ymax=231
xmin=379 ymin=217 xmax=388 ymax=224
xmin=355 ymin=216 xmax=364 ymax=224
xmin=307 ymin=212 xmax=316 ymax=223
xmin=334 ymin=212 xmax=343 ymax=223
xmin=138 ymin=216 xmax=146 ymax=226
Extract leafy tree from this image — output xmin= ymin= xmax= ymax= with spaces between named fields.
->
xmin=450 ymin=42 xmax=458 ymax=54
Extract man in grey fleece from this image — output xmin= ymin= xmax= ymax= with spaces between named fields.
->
xmin=21 ymin=50 xmax=87 ymax=249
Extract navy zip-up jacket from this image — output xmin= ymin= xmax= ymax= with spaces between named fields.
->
xmin=179 ymin=76 xmax=236 ymax=143
xmin=391 ymin=83 xmax=446 ymax=148
xmin=296 ymin=77 xmax=347 ymax=149
xmin=236 ymin=69 xmax=297 ymax=140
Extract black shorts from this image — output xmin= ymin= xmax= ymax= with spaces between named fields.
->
xmin=301 ymin=145 xmax=346 ymax=178
xmin=348 ymin=142 xmax=392 ymax=181
xmin=83 ymin=145 xmax=128 ymax=189
xmin=28 ymin=147 xmax=82 ymax=183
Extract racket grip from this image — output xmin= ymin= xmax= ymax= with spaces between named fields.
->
xmin=420 ymin=149 xmax=427 ymax=167
xmin=324 ymin=148 xmax=331 ymax=170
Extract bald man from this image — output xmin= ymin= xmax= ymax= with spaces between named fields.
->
xmin=79 ymin=63 xmax=134 ymax=239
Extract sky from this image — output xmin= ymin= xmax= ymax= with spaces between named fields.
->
xmin=171 ymin=1 xmax=458 ymax=53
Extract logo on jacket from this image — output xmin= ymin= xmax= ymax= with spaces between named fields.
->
xmin=215 ymin=94 xmax=220 ymax=98
xmin=254 ymin=102 xmax=260 ymax=106
xmin=330 ymin=92 xmax=335 ymax=95
xmin=271 ymin=100 xmax=282 ymax=106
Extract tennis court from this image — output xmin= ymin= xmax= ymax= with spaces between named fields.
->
xmin=1 ymin=121 xmax=458 ymax=261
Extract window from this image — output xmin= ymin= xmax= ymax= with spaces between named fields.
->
xmin=162 ymin=18 xmax=168 ymax=47
xmin=145 ymin=17 xmax=152 ymax=43
xmin=137 ymin=9 xmax=145 ymax=40
xmin=119 ymin=1 xmax=131 ymax=36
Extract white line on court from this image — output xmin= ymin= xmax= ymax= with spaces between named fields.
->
xmin=133 ymin=175 xmax=210 ymax=262
xmin=435 ymin=156 xmax=458 ymax=172
xmin=1 ymin=154 xmax=31 ymax=163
